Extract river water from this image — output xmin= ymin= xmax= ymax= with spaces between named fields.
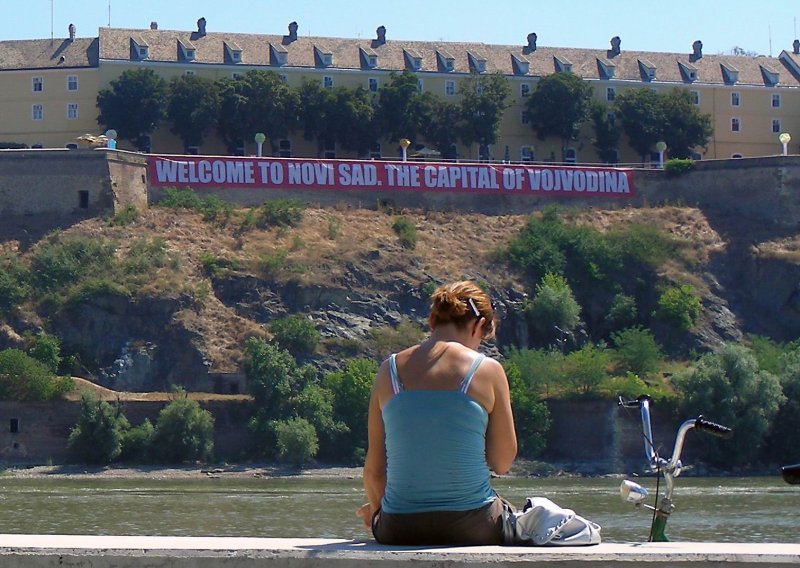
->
xmin=0 ymin=476 xmax=796 ymax=543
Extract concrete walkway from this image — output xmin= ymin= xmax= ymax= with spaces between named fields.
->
xmin=0 ymin=535 xmax=799 ymax=567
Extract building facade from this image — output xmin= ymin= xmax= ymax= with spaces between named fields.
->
xmin=1 ymin=19 xmax=800 ymax=163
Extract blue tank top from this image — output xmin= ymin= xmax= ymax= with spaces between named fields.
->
xmin=380 ymin=353 xmax=496 ymax=514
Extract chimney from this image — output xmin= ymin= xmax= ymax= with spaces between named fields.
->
xmin=287 ymin=21 xmax=298 ymax=42
xmin=150 ymin=21 xmax=158 ymax=30
xmin=794 ymin=39 xmax=800 ymax=55
xmin=524 ymin=32 xmax=537 ymax=53
xmin=197 ymin=17 xmax=207 ymax=37
xmin=68 ymin=23 xmax=76 ymax=42
xmin=375 ymin=25 xmax=387 ymax=45
xmin=609 ymin=36 xmax=621 ymax=57
xmin=690 ymin=39 xmax=703 ymax=62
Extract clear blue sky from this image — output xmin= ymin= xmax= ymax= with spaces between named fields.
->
xmin=3 ymin=0 xmax=799 ymax=57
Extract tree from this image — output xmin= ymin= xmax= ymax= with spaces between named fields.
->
xmin=614 ymin=88 xmax=665 ymax=161
xmin=422 ymin=98 xmax=462 ymax=158
xmin=0 ymin=348 xmax=72 ymax=401
xmin=0 ymin=255 xmax=28 ymax=316
xmin=673 ymin=344 xmax=784 ymax=468
xmin=590 ymin=101 xmax=621 ymax=163
xmin=764 ymin=347 xmax=800 ymax=463
xmin=563 ymin=344 xmax=611 ymax=396
xmin=505 ymin=363 xmax=551 ymax=457
xmin=97 ymin=68 xmax=168 ymax=150
xmin=526 ymin=273 xmax=581 ymax=344
xmin=273 ymin=417 xmax=319 ymax=466
xmin=150 ymin=396 xmax=215 ymax=463
xmin=267 ymin=314 xmax=320 ymax=357
xmin=375 ymin=71 xmax=434 ymax=146
xmin=167 ymin=74 xmax=221 ymax=152
xmin=526 ymin=72 xmax=593 ymax=161
xmin=67 ymin=394 xmax=128 ymax=464
xmin=299 ymin=82 xmax=377 ymax=156
xmin=27 ymin=333 xmax=62 ymax=374
xmin=459 ymin=73 xmax=511 ymax=155
xmin=322 ymin=358 xmax=377 ymax=460
xmin=655 ymin=284 xmax=702 ymax=331
xmin=611 ymin=327 xmax=663 ymax=376
xmin=216 ymin=70 xmax=299 ymax=154
xmin=659 ymin=88 xmax=712 ymax=159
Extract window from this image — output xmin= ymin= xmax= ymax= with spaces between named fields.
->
xmin=32 ymin=77 xmax=43 ymax=92
xmin=321 ymin=54 xmax=332 ymax=66
xmin=731 ymin=92 xmax=740 ymax=106
xmin=521 ymin=110 xmax=530 ymax=125
xmin=322 ymin=76 xmax=334 ymax=89
xmin=31 ymin=104 xmax=43 ymax=120
xmin=278 ymin=74 xmax=288 ymax=83
xmin=369 ymin=143 xmax=382 ymax=159
xmin=607 ymin=149 xmax=620 ymax=165
xmin=690 ymin=151 xmax=702 ymax=161
xmin=564 ymin=148 xmax=577 ymax=164
xmin=444 ymin=80 xmax=456 ymax=96
xmin=731 ymin=117 xmax=740 ymax=132
xmin=520 ymin=146 xmax=534 ymax=162
xmin=78 ymin=190 xmax=89 ymax=209
xmin=140 ymin=135 xmax=152 ymax=153
xmin=606 ymin=87 xmax=616 ymax=101
xmin=323 ymin=139 xmax=336 ymax=159
xmin=690 ymin=90 xmax=700 ymax=105
xmin=67 ymin=75 xmax=78 ymax=91
xmin=67 ymin=103 xmax=78 ymax=120
xmin=184 ymin=70 xmax=195 ymax=76
xmin=368 ymin=77 xmax=379 ymax=92
xmin=772 ymin=119 xmax=781 ymax=133
xmin=368 ymin=55 xmax=377 ymax=67
xmin=231 ymin=51 xmax=241 ymax=62
xmin=520 ymin=83 xmax=531 ymax=97
xmin=772 ymin=93 xmax=781 ymax=108
xmin=138 ymin=46 xmax=149 ymax=59
xmin=278 ymin=139 xmax=292 ymax=158
xmin=732 ymin=153 xmax=743 ymax=159
xmin=186 ymin=146 xmax=200 ymax=155
xmin=9 ymin=418 xmax=19 ymax=434
xmin=417 ymin=79 xmax=424 ymax=93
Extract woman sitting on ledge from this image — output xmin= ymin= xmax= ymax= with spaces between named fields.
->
xmin=356 ymin=281 xmax=517 ymax=545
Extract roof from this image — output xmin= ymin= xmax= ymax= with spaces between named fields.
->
xmin=6 ymin=26 xmax=796 ymax=88
xmin=0 ymin=37 xmax=98 ymax=70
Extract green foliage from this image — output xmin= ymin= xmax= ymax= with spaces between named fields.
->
xmin=458 ymin=73 xmax=512 ymax=150
xmin=368 ymin=321 xmax=426 ymax=360
xmin=159 ymin=186 xmax=204 ymax=210
xmin=673 ymin=344 xmax=784 ymax=467
xmin=109 ymin=206 xmax=140 ymax=227
xmin=273 ymin=417 xmax=319 ymax=466
xmin=392 ymin=216 xmax=418 ymax=249
xmin=611 ymin=327 xmax=663 ymax=376
xmin=322 ymin=358 xmax=378 ymax=460
xmin=655 ymin=285 xmax=702 ymax=331
xmin=375 ymin=71 xmax=433 ymax=145
xmin=119 ymin=419 xmax=155 ymax=463
xmin=96 ymin=68 xmax=168 ymax=150
xmin=67 ymin=395 xmax=128 ymax=464
xmin=421 ymin=98 xmax=462 ymax=158
xmin=0 ymin=255 xmax=29 ymax=315
xmin=606 ymin=293 xmax=638 ymax=331
xmin=258 ymin=248 xmax=290 ymax=277
xmin=747 ymin=334 xmax=788 ymax=375
xmin=327 ymin=217 xmax=340 ymax=240
xmin=167 ymin=74 xmax=221 ymax=151
xmin=664 ymin=158 xmax=696 ymax=177
xmin=0 ymin=348 xmax=73 ymax=401
xmin=562 ymin=344 xmax=612 ymax=396
xmin=505 ymin=363 xmax=551 ymax=456
xmin=590 ymin=101 xmax=621 ymax=163
xmin=199 ymin=195 xmax=234 ymax=225
xmin=244 ymin=338 xmax=316 ymax=419
xmin=526 ymin=273 xmax=581 ymax=342
xmin=268 ymin=314 xmax=320 ymax=356
xmin=150 ymin=396 xmax=215 ymax=463
xmin=526 ymin=72 xmax=593 ymax=159
xmin=504 ymin=347 xmax=566 ymax=397
xmin=256 ymin=199 xmax=306 ymax=228
xmin=27 ymin=333 xmax=62 ymax=374
xmin=30 ymin=235 xmax=116 ymax=292
xmin=764 ymin=346 xmax=800 ymax=463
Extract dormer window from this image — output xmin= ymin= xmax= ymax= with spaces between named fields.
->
xmin=436 ymin=49 xmax=455 ymax=72
xmin=721 ymin=63 xmax=739 ymax=85
xmin=638 ymin=59 xmax=657 ymax=82
xmin=360 ymin=47 xmax=378 ymax=69
xmin=511 ymin=54 xmax=530 ymax=76
xmin=270 ymin=44 xmax=289 ymax=66
xmin=314 ymin=46 xmax=334 ymax=68
xmin=131 ymin=37 xmax=149 ymax=61
xmin=224 ymin=41 xmax=243 ymax=64
xmin=468 ymin=51 xmax=487 ymax=73
xmin=178 ymin=40 xmax=196 ymax=62
xmin=554 ymin=55 xmax=572 ymax=73
xmin=597 ymin=58 xmax=616 ymax=79
xmin=404 ymin=49 xmax=423 ymax=71
xmin=679 ymin=61 xmax=698 ymax=83
xmin=760 ymin=64 xmax=780 ymax=87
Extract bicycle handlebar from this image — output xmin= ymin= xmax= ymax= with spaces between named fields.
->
xmin=694 ymin=415 xmax=733 ymax=438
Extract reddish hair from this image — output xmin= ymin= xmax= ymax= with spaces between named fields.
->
xmin=429 ymin=281 xmax=496 ymax=340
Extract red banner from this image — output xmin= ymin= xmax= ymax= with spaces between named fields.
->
xmin=148 ymin=156 xmax=635 ymax=197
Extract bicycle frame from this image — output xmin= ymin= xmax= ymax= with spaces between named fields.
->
xmin=619 ymin=395 xmax=732 ymax=542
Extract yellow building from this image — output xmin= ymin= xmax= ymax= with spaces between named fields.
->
xmin=2 ymin=19 xmax=800 ymax=163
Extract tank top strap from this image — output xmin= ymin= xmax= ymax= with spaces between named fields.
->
xmin=388 ymin=353 xmax=404 ymax=394
xmin=458 ymin=354 xmax=486 ymax=393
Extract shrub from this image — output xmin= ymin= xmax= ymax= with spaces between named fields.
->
xmin=664 ymin=158 xmax=695 ymax=177
xmin=368 ymin=321 xmax=426 ymax=359
xmin=611 ymin=327 xmax=663 ymax=376
xmin=158 ymin=186 xmax=203 ymax=210
xmin=526 ymin=273 xmax=581 ymax=343
xmin=327 ymin=217 xmax=340 ymax=240
xmin=27 ymin=333 xmax=62 ymax=374
xmin=504 ymin=347 xmax=567 ymax=397
xmin=256 ymin=199 xmax=306 ymax=228
xmin=150 ymin=396 xmax=215 ymax=463
xmin=322 ymin=358 xmax=378 ymax=460
xmin=273 ymin=417 xmax=319 ymax=466
xmin=109 ymin=205 xmax=140 ymax=226
xmin=562 ymin=344 xmax=611 ymax=396
xmin=0 ymin=255 xmax=29 ymax=315
xmin=119 ymin=419 xmax=155 ymax=463
xmin=67 ymin=395 xmax=128 ymax=464
xmin=0 ymin=348 xmax=73 ymax=401
xmin=392 ymin=216 xmax=417 ymax=249
xmin=655 ymin=284 xmax=702 ymax=331
xmin=268 ymin=315 xmax=320 ymax=356
xmin=30 ymin=235 xmax=116 ymax=292
xmin=505 ymin=363 xmax=551 ymax=457
xmin=199 ymin=195 xmax=234 ymax=224
xmin=606 ymin=293 xmax=639 ymax=330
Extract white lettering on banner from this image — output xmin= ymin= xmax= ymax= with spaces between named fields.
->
xmin=526 ymin=168 xmax=630 ymax=194
xmin=288 ymin=162 xmax=334 ymax=185
xmin=384 ymin=165 xmax=421 ymax=188
xmin=155 ymin=159 xmax=258 ymax=185
xmin=257 ymin=162 xmax=284 ymax=184
xmin=338 ymin=164 xmax=378 ymax=186
xmin=423 ymin=166 xmax=500 ymax=190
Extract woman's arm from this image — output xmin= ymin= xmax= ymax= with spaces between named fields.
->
xmin=359 ymin=364 xmax=389 ymax=526
xmin=483 ymin=360 xmax=517 ymax=475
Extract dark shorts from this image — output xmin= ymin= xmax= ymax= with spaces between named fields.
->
xmin=371 ymin=497 xmax=510 ymax=546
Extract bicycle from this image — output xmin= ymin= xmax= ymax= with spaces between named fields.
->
xmin=617 ymin=395 xmax=732 ymax=542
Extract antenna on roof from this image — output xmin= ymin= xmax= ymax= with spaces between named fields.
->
xmin=769 ymin=24 xmax=773 ymax=56
xmin=50 ymin=0 xmax=54 ymax=41
xmin=108 ymin=0 xmax=112 ymax=27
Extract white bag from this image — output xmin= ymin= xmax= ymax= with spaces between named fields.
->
xmin=503 ymin=497 xmax=602 ymax=546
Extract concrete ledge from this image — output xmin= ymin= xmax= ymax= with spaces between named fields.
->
xmin=0 ymin=535 xmax=799 ymax=567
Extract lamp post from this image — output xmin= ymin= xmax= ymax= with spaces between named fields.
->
xmin=399 ymin=138 xmax=411 ymax=162
xmin=779 ymin=132 xmax=791 ymax=156
xmin=254 ymin=132 xmax=266 ymax=157
xmin=655 ymin=141 xmax=667 ymax=169
xmin=105 ymin=129 xmax=117 ymax=150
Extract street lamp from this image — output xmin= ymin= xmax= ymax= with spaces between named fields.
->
xmin=779 ymin=132 xmax=791 ymax=156
xmin=655 ymin=141 xmax=667 ymax=169
xmin=254 ymin=132 xmax=266 ymax=157
xmin=399 ymin=138 xmax=411 ymax=162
